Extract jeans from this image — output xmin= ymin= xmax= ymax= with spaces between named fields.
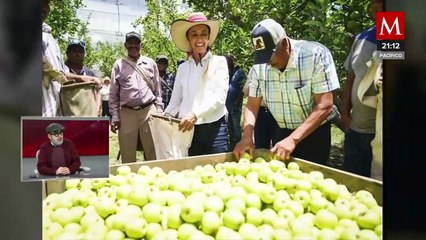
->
xmin=254 ymin=106 xmax=277 ymax=149
xmin=272 ymin=122 xmax=331 ymax=166
xmin=227 ymin=109 xmax=242 ymax=150
xmin=343 ymin=129 xmax=375 ymax=177
xmin=189 ymin=116 xmax=229 ymax=156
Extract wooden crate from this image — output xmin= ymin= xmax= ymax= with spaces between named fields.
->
xmin=45 ymin=149 xmax=382 ymax=204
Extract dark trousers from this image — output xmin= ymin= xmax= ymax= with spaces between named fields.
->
xmin=272 ymin=121 xmax=331 ymax=166
xmin=255 ymin=106 xmax=277 ymax=149
xmin=343 ymin=129 xmax=375 ymax=177
xmin=102 ymin=100 xmax=110 ymax=117
xmin=189 ymin=116 xmax=229 ymax=156
xmin=227 ymin=109 xmax=242 ymax=150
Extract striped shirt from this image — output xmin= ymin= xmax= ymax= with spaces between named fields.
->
xmin=248 ymin=38 xmax=340 ymax=129
xmin=42 ymin=22 xmax=68 ymax=117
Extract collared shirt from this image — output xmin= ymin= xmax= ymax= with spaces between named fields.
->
xmin=248 ymin=38 xmax=340 ymax=130
xmin=344 ymin=26 xmax=377 ymax=134
xmin=66 ymin=64 xmax=96 ymax=77
xmin=109 ymin=55 xmax=163 ymax=122
xmin=160 ymin=72 xmax=175 ymax=108
xmin=42 ymin=22 xmax=68 ymax=117
xmin=165 ymin=51 xmax=229 ymax=124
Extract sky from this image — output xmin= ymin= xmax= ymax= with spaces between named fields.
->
xmin=77 ymin=0 xmax=187 ymax=43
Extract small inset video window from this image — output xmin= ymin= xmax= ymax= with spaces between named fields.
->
xmin=21 ymin=117 xmax=110 ymax=181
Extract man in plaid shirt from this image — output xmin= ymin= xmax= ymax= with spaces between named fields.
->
xmin=234 ymin=19 xmax=340 ymax=165
xmin=156 ymin=55 xmax=175 ymax=108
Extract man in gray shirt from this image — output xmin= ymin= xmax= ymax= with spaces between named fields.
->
xmin=109 ymin=32 xmax=163 ymax=163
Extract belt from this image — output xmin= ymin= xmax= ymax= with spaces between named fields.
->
xmin=123 ymin=101 xmax=154 ymax=111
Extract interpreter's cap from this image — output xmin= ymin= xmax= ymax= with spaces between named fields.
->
xmin=171 ymin=12 xmax=220 ymax=52
xmin=67 ymin=39 xmax=86 ymax=52
xmin=156 ymin=55 xmax=169 ymax=64
xmin=46 ymin=123 xmax=65 ymax=134
xmin=251 ymin=18 xmax=287 ymax=64
xmin=125 ymin=31 xmax=141 ymax=42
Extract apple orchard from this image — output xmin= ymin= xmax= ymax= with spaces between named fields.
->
xmin=43 ymin=155 xmax=382 ymax=239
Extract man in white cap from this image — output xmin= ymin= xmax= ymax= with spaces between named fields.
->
xmin=109 ymin=31 xmax=163 ymax=163
xmin=234 ymin=19 xmax=340 ymax=165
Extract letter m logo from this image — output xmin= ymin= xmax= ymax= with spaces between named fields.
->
xmin=376 ymin=12 xmax=405 ymax=40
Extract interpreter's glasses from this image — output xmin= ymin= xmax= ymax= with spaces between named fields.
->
xmin=50 ymin=131 xmax=63 ymax=137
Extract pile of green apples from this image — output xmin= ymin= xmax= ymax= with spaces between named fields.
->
xmin=42 ymin=155 xmax=382 ymax=240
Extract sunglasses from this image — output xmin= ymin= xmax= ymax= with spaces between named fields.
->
xmin=49 ymin=131 xmax=63 ymax=137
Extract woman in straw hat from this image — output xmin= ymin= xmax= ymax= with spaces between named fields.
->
xmin=165 ymin=12 xmax=229 ymax=156
xmin=99 ymin=77 xmax=111 ymax=117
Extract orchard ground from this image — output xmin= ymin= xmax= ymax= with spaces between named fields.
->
xmin=108 ymin=125 xmax=345 ymax=169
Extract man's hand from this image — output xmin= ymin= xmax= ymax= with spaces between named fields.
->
xmin=111 ymin=121 xmax=120 ymax=133
xmin=233 ymin=137 xmax=255 ymax=160
xmin=178 ymin=112 xmax=197 ymax=132
xmin=55 ymin=167 xmax=70 ymax=175
xmin=270 ymin=137 xmax=297 ymax=161
xmin=342 ymin=114 xmax=351 ymax=132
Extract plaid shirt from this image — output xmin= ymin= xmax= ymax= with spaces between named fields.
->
xmin=248 ymin=38 xmax=340 ymax=129
xmin=160 ymin=72 xmax=175 ymax=108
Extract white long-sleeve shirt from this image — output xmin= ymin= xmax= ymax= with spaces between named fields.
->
xmin=165 ymin=51 xmax=229 ymax=124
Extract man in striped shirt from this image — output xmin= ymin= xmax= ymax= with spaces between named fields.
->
xmin=234 ymin=19 xmax=340 ymax=166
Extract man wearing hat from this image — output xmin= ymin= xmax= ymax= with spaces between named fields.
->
xmin=165 ymin=12 xmax=229 ymax=156
xmin=234 ymin=19 xmax=340 ymax=166
xmin=109 ymin=31 xmax=163 ymax=162
xmin=156 ymin=55 xmax=175 ymax=108
xmin=65 ymin=39 xmax=97 ymax=78
xmin=37 ymin=123 xmax=81 ymax=176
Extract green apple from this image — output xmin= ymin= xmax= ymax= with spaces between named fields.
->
xmin=116 ymin=165 xmax=132 ymax=176
xmin=268 ymin=159 xmax=285 ymax=172
xmin=235 ymin=162 xmax=251 ymax=177
xmin=166 ymin=190 xmax=186 ymax=206
xmin=238 ymin=223 xmax=259 ymax=240
xmin=277 ymin=208 xmax=296 ymax=223
xmin=309 ymin=196 xmax=329 ymax=214
xmin=245 ymin=207 xmax=263 ymax=226
xmin=333 ymin=198 xmax=353 ymax=219
xmin=44 ymin=222 xmax=63 ymax=239
xmin=258 ymin=167 xmax=273 ymax=183
xmin=145 ymin=223 xmax=162 ymax=240
xmin=63 ymin=222 xmax=81 ymax=234
xmin=68 ymin=206 xmax=85 ymax=223
xmin=317 ymin=228 xmax=338 ymax=240
xmin=243 ymin=193 xmax=262 ymax=209
xmin=295 ymin=179 xmax=313 ymax=192
xmin=254 ymin=157 xmax=266 ymax=163
xmin=148 ymin=190 xmax=168 ymax=206
xmin=356 ymin=229 xmax=380 ymax=240
xmin=43 ymin=193 xmax=60 ymax=210
xmin=355 ymin=209 xmax=381 ymax=230
xmin=257 ymin=224 xmax=275 ymax=238
xmin=79 ymin=179 xmax=92 ymax=189
xmin=284 ymin=200 xmax=304 ymax=217
xmin=231 ymin=175 xmax=247 ymax=187
xmin=272 ymin=194 xmax=291 ymax=212
xmin=137 ymin=165 xmax=151 ymax=175
xmin=105 ymin=229 xmax=125 ymax=240
xmin=143 ymin=203 xmax=163 ymax=223
xmin=245 ymin=171 xmax=259 ymax=183
xmin=55 ymin=194 xmax=73 ymax=209
xmin=293 ymin=190 xmax=311 ymax=209
xmin=241 ymin=152 xmax=252 ymax=160
xmin=375 ymin=224 xmax=382 ymax=236
xmin=290 ymin=217 xmax=313 ymax=236
xmin=335 ymin=219 xmax=360 ymax=240
xmin=201 ymin=211 xmax=221 ymax=235
xmin=261 ymin=208 xmax=277 ymax=225
xmin=80 ymin=212 xmax=104 ymax=231
xmin=322 ymin=181 xmax=340 ymax=201
xmin=272 ymin=229 xmax=292 ymax=240
xmin=115 ymin=184 xmax=133 ymax=200
xmin=118 ymin=204 xmax=142 ymax=218
xmin=259 ymin=184 xmax=276 ymax=204
xmin=92 ymin=178 xmax=108 ymax=190
xmin=223 ymin=209 xmax=245 ymax=230
xmin=272 ymin=216 xmax=290 ymax=230
xmin=350 ymin=200 xmax=369 ymax=218
xmin=226 ymin=198 xmax=246 ymax=213
xmin=65 ymin=179 xmax=80 ymax=190
xmin=94 ymin=197 xmax=116 ymax=218
xmin=166 ymin=204 xmax=182 ymax=229
xmin=216 ymin=226 xmax=242 ymax=240
xmin=308 ymin=170 xmax=324 ymax=187
xmin=214 ymin=162 xmax=225 ymax=172
xmin=51 ymin=208 xmax=74 ymax=227
xmin=72 ymin=191 xmax=90 ymax=207
xmin=54 ymin=232 xmax=80 ymax=240
xmin=201 ymin=171 xmax=215 ymax=184
xmin=314 ymin=209 xmax=338 ymax=229
xmin=223 ymin=161 xmax=237 ymax=175
xmin=178 ymin=223 xmax=198 ymax=240
xmin=287 ymin=161 xmax=300 ymax=170
xmin=109 ymin=175 xmax=127 ymax=186
xmin=124 ymin=217 xmax=147 ymax=239
xmin=180 ymin=199 xmax=204 ymax=223
xmin=287 ymin=169 xmax=304 ymax=180
xmin=355 ymin=190 xmax=378 ymax=208
xmin=371 ymin=205 xmax=383 ymax=223
xmin=204 ymin=195 xmax=224 ymax=213
xmin=128 ymin=188 xmax=148 ymax=207
xmin=213 ymin=184 xmax=233 ymax=202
